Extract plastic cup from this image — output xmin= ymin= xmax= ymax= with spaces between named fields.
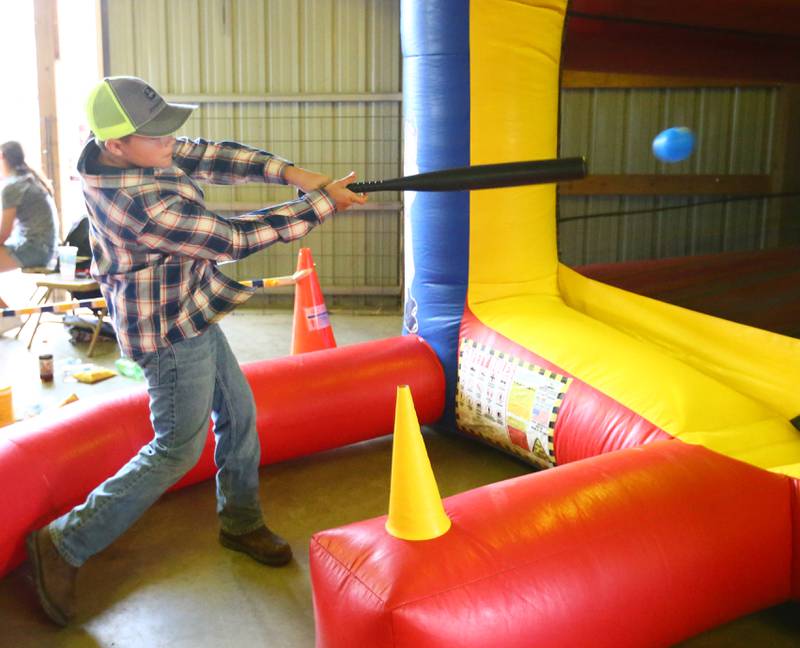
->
xmin=58 ymin=245 xmax=78 ymax=280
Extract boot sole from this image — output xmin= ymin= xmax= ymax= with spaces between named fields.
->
xmin=25 ymin=532 xmax=69 ymax=627
xmin=218 ymin=533 xmax=293 ymax=567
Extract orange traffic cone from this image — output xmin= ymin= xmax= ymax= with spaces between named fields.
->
xmin=291 ymin=248 xmax=337 ymax=354
xmin=385 ymin=385 xmax=452 ymax=541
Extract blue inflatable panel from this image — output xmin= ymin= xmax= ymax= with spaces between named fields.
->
xmin=402 ymin=0 xmax=469 ymax=423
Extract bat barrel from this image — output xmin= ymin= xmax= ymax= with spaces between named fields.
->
xmin=348 ymin=157 xmax=587 ymax=193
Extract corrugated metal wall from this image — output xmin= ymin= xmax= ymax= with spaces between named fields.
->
xmin=559 ymin=87 xmax=780 ymax=265
xmin=104 ymin=1 xmax=786 ymax=301
xmin=105 ymin=0 xmax=401 ymax=308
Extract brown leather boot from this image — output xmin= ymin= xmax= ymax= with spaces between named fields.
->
xmin=219 ymin=525 xmax=293 ymax=566
xmin=26 ymin=527 xmax=78 ymax=626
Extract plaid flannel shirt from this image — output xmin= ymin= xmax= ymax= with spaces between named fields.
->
xmin=77 ymin=137 xmax=335 ymax=358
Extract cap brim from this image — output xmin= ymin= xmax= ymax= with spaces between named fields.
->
xmin=135 ymin=102 xmax=197 ymax=137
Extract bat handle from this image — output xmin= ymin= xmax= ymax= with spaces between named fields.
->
xmin=346 ymin=181 xmax=373 ymax=193
xmin=299 ymin=182 xmax=372 ymax=198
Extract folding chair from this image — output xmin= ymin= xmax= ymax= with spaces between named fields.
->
xmin=25 ymin=275 xmax=108 ymax=356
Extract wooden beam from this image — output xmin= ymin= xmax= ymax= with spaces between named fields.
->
xmin=166 ymin=93 xmax=402 ymax=105
xmin=207 ymin=201 xmax=401 ymax=213
xmin=559 ymin=174 xmax=772 ymax=196
xmin=33 ymin=0 xmax=62 ymax=231
xmin=563 ymin=16 xmax=800 ymax=83
xmin=96 ymin=0 xmax=108 ymax=76
xmin=568 ymin=1 xmax=800 ymax=38
xmin=562 ymin=70 xmax=782 ymax=89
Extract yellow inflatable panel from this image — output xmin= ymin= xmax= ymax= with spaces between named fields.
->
xmin=469 ymin=0 xmax=564 ymax=304
xmin=465 ymin=0 xmax=800 ymax=476
xmin=771 ymin=463 xmax=800 ymax=479
xmin=558 ymin=265 xmax=800 ymax=419
xmin=469 ymin=294 xmax=800 ymax=469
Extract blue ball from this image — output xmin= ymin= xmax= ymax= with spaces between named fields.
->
xmin=652 ymin=127 xmax=695 ymax=163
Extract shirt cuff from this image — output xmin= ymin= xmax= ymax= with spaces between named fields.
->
xmin=304 ymin=188 xmax=336 ymax=223
xmin=266 ymin=158 xmax=292 ymax=185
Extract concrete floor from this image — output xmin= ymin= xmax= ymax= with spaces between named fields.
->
xmin=1 ymin=305 xmax=798 ymax=647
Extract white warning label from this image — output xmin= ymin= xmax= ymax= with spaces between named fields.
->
xmin=455 ymin=338 xmax=571 ymax=468
xmin=304 ymin=304 xmax=331 ymax=331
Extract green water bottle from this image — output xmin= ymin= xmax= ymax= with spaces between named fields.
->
xmin=115 ymin=357 xmax=144 ymax=381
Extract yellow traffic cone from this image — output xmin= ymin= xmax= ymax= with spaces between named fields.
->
xmin=385 ymin=385 xmax=452 ymax=541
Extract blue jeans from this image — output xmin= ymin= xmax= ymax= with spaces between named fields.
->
xmin=50 ymin=324 xmax=264 ymax=567
xmin=3 ymin=241 xmax=55 ymax=268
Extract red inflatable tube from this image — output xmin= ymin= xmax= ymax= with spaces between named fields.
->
xmin=0 ymin=335 xmax=444 ymax=578
xmin=310 ymin=440 xmax=795 ymax=648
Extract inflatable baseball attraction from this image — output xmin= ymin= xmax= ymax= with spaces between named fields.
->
xmin=0 ymin=0 xmax=798 ymax=645
xmin=309 ymin=0 xmax=800 ymax=645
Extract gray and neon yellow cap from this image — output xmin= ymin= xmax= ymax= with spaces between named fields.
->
xmin=86 ymin=76 xmax=197 ymax=141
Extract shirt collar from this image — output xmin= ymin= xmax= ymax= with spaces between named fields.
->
xmin=77 ymin=138 xmax=160 ymax=189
